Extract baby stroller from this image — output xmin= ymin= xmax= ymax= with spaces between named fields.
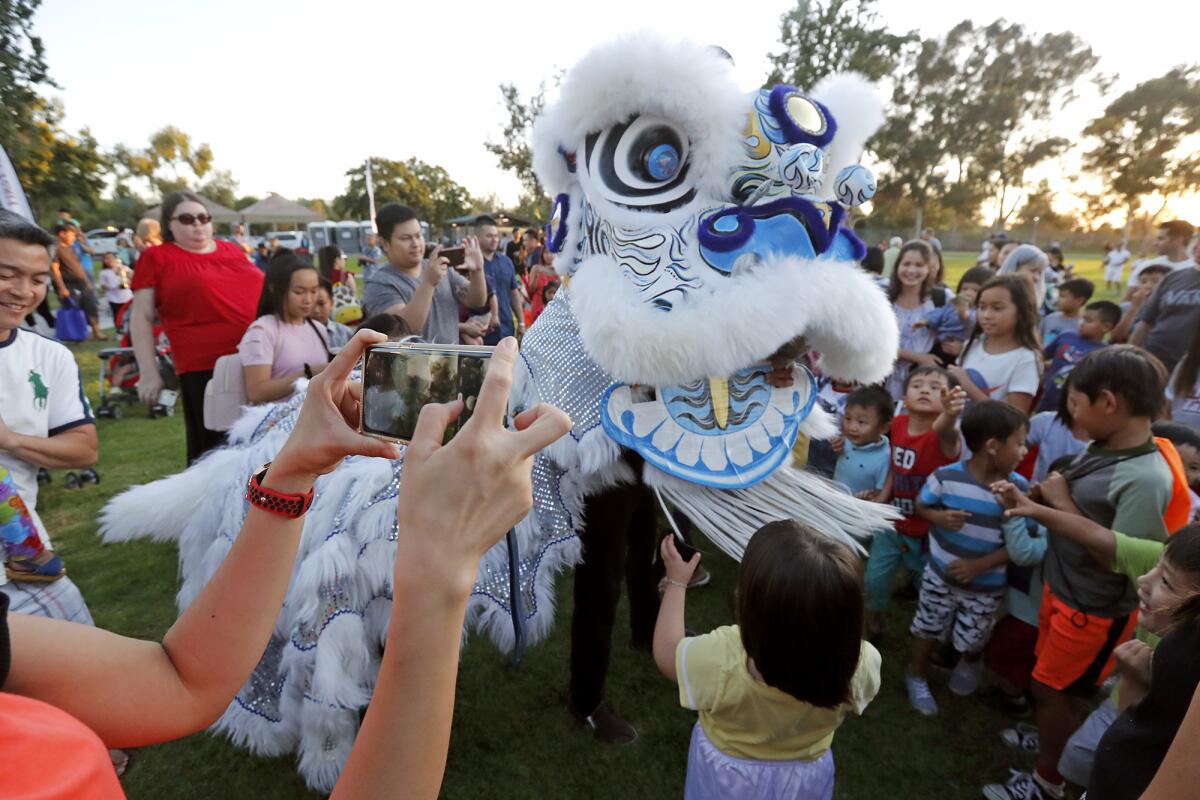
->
xmin=95 ymin=304 xmax=179 ymax=420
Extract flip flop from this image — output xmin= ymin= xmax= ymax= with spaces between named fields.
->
xmin=5 ymin=554 xmax=66 ymax=583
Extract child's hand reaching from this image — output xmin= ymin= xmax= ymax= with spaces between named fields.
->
xmin=991 ymin=480 xmax=1038 ymax=517
xmin=660 ymin=535 xmax=700 ymax=586
xmin=1038 ymin=472 xmax=1075 ymax=512
xmin=939 ymin=385 xmax=967 ymax=420
xmin=1114 ymin=639 xmax=1154 ymax=686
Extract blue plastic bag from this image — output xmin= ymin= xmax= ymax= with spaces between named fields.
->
xmin=55 ymin=296 xmax=88 ymax=342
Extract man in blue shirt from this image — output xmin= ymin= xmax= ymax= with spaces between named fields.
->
xmin=477 ymin=217 xmax=525 ymax=345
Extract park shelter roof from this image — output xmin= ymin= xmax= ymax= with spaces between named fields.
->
xmin=445 ymin=210 xmax=536 ymax=229
xmin=237 ymin=193 xmax=325 ymax=224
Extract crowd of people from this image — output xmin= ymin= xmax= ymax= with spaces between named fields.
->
xmin=3 ymin=192 xmax=1200 ymax=800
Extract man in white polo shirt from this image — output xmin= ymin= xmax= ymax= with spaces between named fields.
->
xmin=0 ymin=209 xmax=97 ymax=621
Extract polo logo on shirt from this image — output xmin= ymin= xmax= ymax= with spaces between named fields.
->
xmin=28 ymin=370 xmax=48 ymax=409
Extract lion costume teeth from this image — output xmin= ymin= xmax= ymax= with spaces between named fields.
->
xmin=99 ymin=32 xmax=900 ymax=791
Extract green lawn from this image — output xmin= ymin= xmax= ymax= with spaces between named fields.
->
xmin=38 ymin=255 xmax=1093 ymax=797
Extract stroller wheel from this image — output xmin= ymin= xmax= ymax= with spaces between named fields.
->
xmin=80 ymin=468 xmax=100 ymax=485
xmin=36 ymin=468 xmax=52 ymax=485
xmin=97 ymin=405 xmax=113 ymax=419
xmin=64 ymin=472 xmax=80 ymax=489
xmin=110 ymin=405 xmax=124 ymax=421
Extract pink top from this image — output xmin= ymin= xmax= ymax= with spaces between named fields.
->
xmin=237 ymin=315 xmax=331 ymax=380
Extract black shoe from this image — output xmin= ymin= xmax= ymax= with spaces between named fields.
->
xmin=569 ymin=701 xmax=638 ymax=744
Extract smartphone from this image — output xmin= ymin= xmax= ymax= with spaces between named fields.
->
xmin=673 ymin=532 xmax=698 ymax=561
xmin=440 ymin=246 xmax=466 ymax=269
xmin=360 ymin=342 xmax=494 ymax=444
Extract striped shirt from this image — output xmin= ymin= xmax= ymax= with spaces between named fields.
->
xmin=918 ymin=463 xmax=1029 ymax=594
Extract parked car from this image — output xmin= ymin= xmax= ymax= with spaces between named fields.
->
xmin=257 ymin=230 xmax=309 ymax=255
xmin=84 ymin=227 xmax=122 ymax=256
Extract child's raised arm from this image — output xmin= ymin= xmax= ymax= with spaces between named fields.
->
xmin=933 ymin=385 xmax=966 ymax=460
xmin=991 ymin=476 xmax=1116 ymax=568
xmin=652 ymin=535 xmax=701 ymax=683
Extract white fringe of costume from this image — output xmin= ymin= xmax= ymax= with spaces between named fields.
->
xmin=100 ymin=31 xmax=900 ymax=791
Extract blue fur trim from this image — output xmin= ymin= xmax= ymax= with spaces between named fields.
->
xmin=767 ymin=85 xmax=837 ymax=148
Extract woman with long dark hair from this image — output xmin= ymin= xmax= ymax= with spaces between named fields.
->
xmin=883 ymin=240 xmax=950 ymax=401
xmin=129 ymin=191 xmax=264 ymax=464
xmin=237 ymin=253 xmax=332 ymax=404
xmin=318 ymin=244 xmax=357 ymax=297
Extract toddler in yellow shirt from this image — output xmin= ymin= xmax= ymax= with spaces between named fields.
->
xmin=653 ymin=520 xmax=881 ymax=799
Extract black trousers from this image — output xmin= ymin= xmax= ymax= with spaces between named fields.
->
xmin=178 ymin=370 xmax=225 ymax=466
xmin=568 ymin=471 xmax=663 ymax=715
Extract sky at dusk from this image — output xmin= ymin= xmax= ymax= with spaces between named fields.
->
xmin=31 ymin=0 xmax=1200 ymax=221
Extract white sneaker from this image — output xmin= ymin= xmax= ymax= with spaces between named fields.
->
xmin=905 ymin=674 xmax=939 ymax=716
xmin=1000 ymin=722 xmax=1040 ymax=754
xmin=982 ymin=770 xmax=1064 ymax=800
xmin=949 ymin=656 xmax=984 ymax=696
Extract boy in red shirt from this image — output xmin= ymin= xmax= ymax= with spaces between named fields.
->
xmin=865 ymin=366 xmax=967 ymax=641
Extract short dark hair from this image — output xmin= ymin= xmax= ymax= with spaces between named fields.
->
xmin=737 ymin=520 xmax=864 ymax=708
xmin=0 ymin=210 xmax=55 ymax=251
xmin=1068 ymin=345 xmax=1164 ymax=419
xmin=375 ymin=204 xmax=418 ymax=242
xmin=476 ymin=215 xmax=497 ymax=228
xmin=1153 ymin=422 xmax=1200 ymax=453
xmin=905 ymin=364 xmax=953 ymax=391
xmin=318 ymin=277 xmax=334 ymax=299
xmin=522 ymin=229 xmax=540 ymax=242
xmin=1139 ymin=263 xmax=1172 ymax=280
xmin=51 ymin=220 xmax=71 ymax=235
xmin=961 ymin=400 xmax=1029 ymax=453
xmin=1086 ymin=300 xmax=1121 ymax=327
xmin=58 ymin=207 xmax=71 ymax=214
xmin=860 ymin=246 xmax=884 ymax=275
xmin=160 ymin=190 xmax=206 ymax=243
xmin=1161 ymin=220 xmax=1195 ymax=242
xmin=357 ymin=312 xmax=411 ymax=339
xmin=845 ymin=385 xmax=894 ymax=424
xmin=1161 ymin=525 xmax=1200 ymax=628
xmin=256 ymin=253 xmax=318 ymax=319
xmin=1058 ymin=278 xmax=1094 ymax=302
xmin=957 ymin=266 xmax=994 ymax=292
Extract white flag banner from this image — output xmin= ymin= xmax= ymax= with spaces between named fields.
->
xmin=0 ymin=143 xmax=35 ymax=222
xmin=364 ymin=158 xmax=377 ymax=232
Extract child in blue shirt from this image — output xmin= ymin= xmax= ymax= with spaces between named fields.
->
xmin=905 ymin=400 xmax=1031 ymax=716
xmin=833 ymin=385 xmax=893 ymax=502
xmin=1036 ymin=300 xmax=1120 ymax=413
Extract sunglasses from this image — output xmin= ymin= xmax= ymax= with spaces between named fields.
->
xmin=172 ymin=213 xmax=212 ymax=226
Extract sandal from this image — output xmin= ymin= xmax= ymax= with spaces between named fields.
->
xmin=5 ymin=554 xmax=66 ymax=583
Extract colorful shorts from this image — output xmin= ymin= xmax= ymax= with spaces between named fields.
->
xmin=910 ymin=566 xmax=1003 ymax=654
xmin=1033 ymin=584 xmax=1137 ymax=696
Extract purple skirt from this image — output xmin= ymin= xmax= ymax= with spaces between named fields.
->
xmin=684 ymin=723 xmax=835 ymax=799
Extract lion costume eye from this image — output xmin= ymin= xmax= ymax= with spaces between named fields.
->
xmin=584 ymin=115 xmax=696 ymax=212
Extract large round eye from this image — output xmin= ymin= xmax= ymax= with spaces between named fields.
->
xmin=583 ymin=115 xmax=696 ymax=212
xmin=767 ymin=85 xmax=835 ymax=147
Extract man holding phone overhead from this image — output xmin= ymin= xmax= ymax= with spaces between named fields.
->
xmin=362 ymin=204 xmax=488 ymax=344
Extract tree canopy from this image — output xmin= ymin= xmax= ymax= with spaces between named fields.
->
xmin=334 ymin=158 xmax=473 ymax=229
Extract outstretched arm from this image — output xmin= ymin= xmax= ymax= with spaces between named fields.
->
xmin=5 ymin=332 xmax=401 ymax=749
xmin=992 ymin=474 xmax=1115 ymax=567
xmin=331 ymin=337 xmax=571 ymax=800
xmin=652 ymin=535 xmax=701 ymax=683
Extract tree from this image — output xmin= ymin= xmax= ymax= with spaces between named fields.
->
xmin=0 ymin=0 xmax=53 ymax=161
xmin=766 ymin=0 xmax=917 ymax=89
xmin=11 ymin=97 xmax=108 ymax=224
xmin=198 ymin=169 xmax=239 ymax=209
xmin=484 ymin=81 xmax=554 ymax=222
xmin=333 ymin=158 xmax=473 ymax=230
xmin=1081 ymin=66 xmax=1200 ymax=233
xmin=114 ymin=125 xmax=214 ymax=197
xmin=871 ymin=20 xmax=1099 ymax=235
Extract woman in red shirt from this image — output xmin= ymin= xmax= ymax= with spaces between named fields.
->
xmin=130 ymin=191 xmax=264 ymax=464
xmin=525 ymin=245 xmax=558 ymax=324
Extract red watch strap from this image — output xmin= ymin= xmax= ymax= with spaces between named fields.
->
xmin=246 ymin=463 xmax=314 ymax=518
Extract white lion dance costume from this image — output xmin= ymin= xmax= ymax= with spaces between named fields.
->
xmin=101 ymin=33 xmax=899 ymax=791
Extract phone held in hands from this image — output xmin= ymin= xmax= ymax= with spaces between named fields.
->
xmin=440 ymin=246 xmax=466 ymax=269
xmin=360 ymin=342 xmax=494 ymax=445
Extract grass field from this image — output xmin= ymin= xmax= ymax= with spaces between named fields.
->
xmin=39 ymin=253 xmax=1102 ymax=798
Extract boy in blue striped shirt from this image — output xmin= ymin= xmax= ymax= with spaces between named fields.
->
xmin=904 ymin=401 xmax=1031 ymax=716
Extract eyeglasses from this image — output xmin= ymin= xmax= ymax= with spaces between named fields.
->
xmin=172 ymin=213 xmax=212 ymax=226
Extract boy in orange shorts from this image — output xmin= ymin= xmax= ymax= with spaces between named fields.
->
xmin=983 ymin=346 xmax=1175 ymax=800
